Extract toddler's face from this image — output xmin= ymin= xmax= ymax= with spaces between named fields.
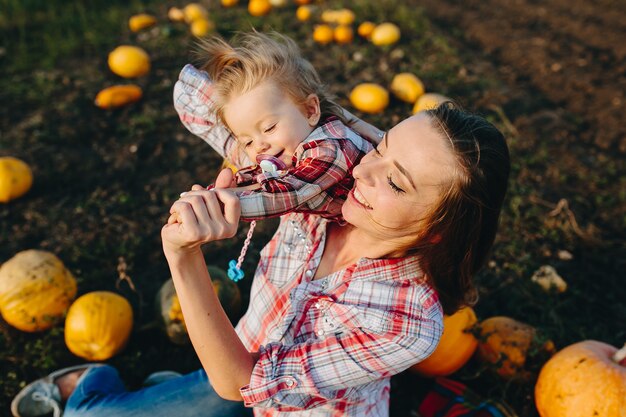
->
xmin=222 ymin=80 xmax=319 ymax=168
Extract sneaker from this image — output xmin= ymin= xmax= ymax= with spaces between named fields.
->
xmin=142 ymin=370 xmax=183 ymax=387
xmin=11 ymin=364 xmax=102 ymax=417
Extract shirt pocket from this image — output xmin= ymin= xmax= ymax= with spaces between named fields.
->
xmin=314 ymin=301 xmax=394 ymax=337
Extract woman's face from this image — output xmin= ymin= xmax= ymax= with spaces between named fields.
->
xmin=342 ymin=113 xmax=458 ymax=250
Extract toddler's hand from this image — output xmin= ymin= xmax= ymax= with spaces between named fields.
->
xmin=161 ymin=188 xmax=241 ymax=255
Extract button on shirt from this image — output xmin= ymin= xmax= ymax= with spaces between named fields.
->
xmin=234 ymin=213 xmax=444 ymax=417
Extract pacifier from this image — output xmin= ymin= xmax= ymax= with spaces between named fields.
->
xmin=256 ymin=154 xmax=288 ymax=173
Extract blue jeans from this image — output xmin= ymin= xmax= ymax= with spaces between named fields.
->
xmin=64 ymin=365 xmax=253 ymax=417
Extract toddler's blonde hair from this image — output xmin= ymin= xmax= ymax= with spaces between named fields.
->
xmin=196 ymin=31 xmax=345 ymax=125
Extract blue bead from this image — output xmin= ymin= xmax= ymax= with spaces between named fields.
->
xmin=227 ymin=259 xmax=244 ymax=282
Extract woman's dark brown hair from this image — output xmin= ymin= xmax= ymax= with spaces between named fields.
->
xmin=416 ymin=102 xmax=510 ymax=315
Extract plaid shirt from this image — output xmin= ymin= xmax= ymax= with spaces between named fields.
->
xmin=234 ymin=212 xmax=444 ymax=417
xmin=173 ymin=64 xmax=372 ymax=222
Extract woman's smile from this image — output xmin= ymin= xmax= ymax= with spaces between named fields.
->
xmin=349 ymin=187 xmax=373 ymax=209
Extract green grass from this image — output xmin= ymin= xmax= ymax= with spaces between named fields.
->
xmin=1 ymin=1 xmax=624 ymax=416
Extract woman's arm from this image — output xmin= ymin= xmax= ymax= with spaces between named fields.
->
xmin=161 ymin=188 xmax=255 ymax=400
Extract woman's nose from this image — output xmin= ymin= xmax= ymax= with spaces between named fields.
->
xmin=352 ymin=154 xmax=377 ymax=185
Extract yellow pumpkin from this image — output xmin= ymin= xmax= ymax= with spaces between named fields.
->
xmin=477 ymin=316 xmax=542 ymax=378
xmin=357 ymin=21 xmax=376 ymax=39
xmin=128 ymin=14 xmax=157 ymax=32
xmin=108 ymin=46 xmax=150 ymax=78
xmin=190 ymin=18 xmax=215 ymax=37
xmin=168 ymin=7 xmax=185 ymax=22
xmin=0 ymin=157 xmax=33 ymax=203
xmin=221 ymin=0 xmax=239 ymax=7
xmin=183 ymin=3 xmax=209 ymax=23
xmin=269 ymin=0 xmax=288 ymax=8
xmin=411 ymin=307 xmax=478 ymax=377
xmin=65 ymin=291 xmax=133 ymax=361
xmin=157 ymin=267 xmax=241 ymax=345
xmin=535 ymin=341 xmax=626 ymax=417
xmin=296 ymin=5 xmax=313 ymax=22
xmin=312 ymin=24 xmax=334 ymax=45
xmin=333 ymin=25 xmax=354 ymax=44
xmin=320 ymin=9 xmax=355 ymax=25
xmin=412 ymin=93 xmax=450 ymax=114
xmin=349 ymin=83 xmax=389 ymax=114
xmin=94 ymin=85 xmax=142 ymax=109
xmin=248 ymin=0 xmax=271 ymax=17
xmin=390 ymin=73 xmax=425 ymax=104
xmin=0 ymin=250 xmax=76 ymax=332
xmin=370 ymin=22 xmax=401 ymax=46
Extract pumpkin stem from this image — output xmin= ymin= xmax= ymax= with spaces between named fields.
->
xmin=612 ymin=343 xmax=626 ymax=365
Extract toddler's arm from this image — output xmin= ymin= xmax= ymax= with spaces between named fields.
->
xmin=173 ymin=64 xmax=252 ymax=168
xmin=342 ymin=108 xmax=386 ymax=146
xmin=235 ymin=137 xmax=363 ymax=221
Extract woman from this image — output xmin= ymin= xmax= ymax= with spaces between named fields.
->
xmin=12 ymin=103 xmax=510 ymax=417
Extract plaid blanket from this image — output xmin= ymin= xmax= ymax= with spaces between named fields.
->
xmin=418 ymin=378 xmax=518 ymax=417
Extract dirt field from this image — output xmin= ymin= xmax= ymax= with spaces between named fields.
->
xmin=420 ymin=0 xmax=626 ymax=152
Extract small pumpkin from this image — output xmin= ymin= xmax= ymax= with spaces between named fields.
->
xmin=168 ymin=7 xmax=185 ymax=22
xmin=320 ymin=9 xmax=355 ymax=25
xmin=128 ymin=14 xmax=157 ymax=32
xmin=476 ymin=316 xmax=553 ymax=379
xmin=411 ymin=307 xmax=478 ymax=377
xmin=0 ymin=157 xmax=33 ymax=203
xmin=535 ymin=341 xmax=626 ymax=417
xmin=94 ymin=85 xmax=143 ymax=109
xmin=0 ymin=250 xmax=77 ymax=332
xmin=221 ymin=0 xmax=239 ymax=7
xmin=357 ymin=21 xmax=376 ymax=39
xmin=157 ymin=266 xmax=242 ymax=345
xmin=269 ymin=0 xmax=288 ymax=7
xmin=370 ymin=23 xmax=401 ymax=46
xmin=296 ymin=5 xmax=313 ymax=22
xmin=64 ymin=291 xmax=133 ymax=361
xmin=248 ymin=0 xmax=271 ymax=17
xmin=412 ymin=93 xmax=450 ymax=114
xmin=390 ymin=73 xmax=425 ymax=104
xmin=108 ymin=46 xmax=150 ymax=78
xmin=333 ymin=25 xmax=354 ymax=45
xmin=349 ymin=83 xmax=389 ymax=114
xmin=190 ymin=18 xmax=215 ymax=37
xmin=183 ymin=3 xmax=209 ymax=23
xmin=312 ymin=24 xmax=334 ymax=45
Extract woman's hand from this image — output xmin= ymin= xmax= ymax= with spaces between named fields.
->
xmin=161 ymin=186 xmax=241 ymax=256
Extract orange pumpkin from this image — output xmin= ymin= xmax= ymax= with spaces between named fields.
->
xmin=476 ymin=316 xmax=549 ymax=378
xmin=411 ymin=307 xmax=478 ymax=377
xmin=535 ymin=340 xmax=626 ymax=417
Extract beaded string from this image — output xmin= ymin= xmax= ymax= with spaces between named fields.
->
xmin=226 ymin=154 xmax=287 ymax=282
xmin=227 ymin=220 xmax=256 ymax=282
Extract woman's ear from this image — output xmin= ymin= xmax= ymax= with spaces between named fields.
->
xmin=304 ymin=94 xmax=321 ymax=126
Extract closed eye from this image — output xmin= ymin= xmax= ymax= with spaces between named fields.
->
xmin=264 ymin=124 xmax=276 ymax=134
xmin=388 ymin=174 xmax=405 ymax=194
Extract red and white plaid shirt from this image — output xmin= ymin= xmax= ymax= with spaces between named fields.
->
xmin=234 ymin=212 xmax=443 ymax=417
xmin=174 ymin=64 xmax=372 ymax=222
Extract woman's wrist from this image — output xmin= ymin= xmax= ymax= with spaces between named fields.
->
xmin=163 ymin=244 xmax=204 ymax=266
